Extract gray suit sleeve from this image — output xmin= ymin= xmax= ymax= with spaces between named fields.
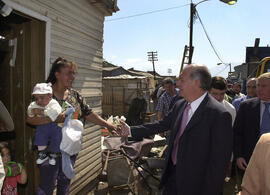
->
xmin=131 ymin=107 xmax=174 ymax=139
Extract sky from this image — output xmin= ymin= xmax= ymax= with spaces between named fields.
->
xmin=103 ymin=0 xmax=270 ymax=78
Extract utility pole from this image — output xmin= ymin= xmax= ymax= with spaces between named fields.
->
xmin=147 ymin=51 xmax=158 ymax=80
xmin=187 ymin=0 xmax=236 ymax=64
xmin=188 ymin=3 xmax=195 ymax=64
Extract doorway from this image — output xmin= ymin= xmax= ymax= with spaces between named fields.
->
xmin=0 ymin=11 xmax=46 ymax=193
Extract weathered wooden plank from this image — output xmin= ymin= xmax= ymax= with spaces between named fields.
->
xmin=74 ymin=143 xmax=101 ymax=171
xmin=51 ymin=22 xmax=103 ymax=48
xmin=51 ymin=43 xmax=102 ymax=63
xmin=71 ymin=152 xmax=102 ymax=182
xmin=70 ymin=164 xmax=102 ymax=194
xmin=36 ymin=0 xmax=104 ymax=30
xmin=72 ymin=81 xmax=102 ymax=89
xmin=51 ymin=33 xmax=102 ymax=57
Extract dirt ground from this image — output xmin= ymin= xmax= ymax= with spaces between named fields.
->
xmin=87 ymin=175 xmax=240 ymax=195
xmin=223 ymin=176 xmax=240 ymax=195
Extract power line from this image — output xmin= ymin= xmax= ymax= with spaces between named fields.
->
xmin=105 ymin=4 xmax=190 ymax=22
xmin=195 ymin=10 xmax=225 ymax=64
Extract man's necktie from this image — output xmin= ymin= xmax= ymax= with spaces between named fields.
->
xmin=171 ymin=104 xmax=191 ymax=165
xmin=261 ymin=102 xmax=270 ymax=135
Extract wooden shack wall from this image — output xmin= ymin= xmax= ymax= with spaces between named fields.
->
xmin=7 ymin=0 xmax=106 ymax=193
xmin=102 ymin=78 xmax=151 ymax=117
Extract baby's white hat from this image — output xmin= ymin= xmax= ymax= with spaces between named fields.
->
xmin=32 ymin=83 xmax=52 ymax=95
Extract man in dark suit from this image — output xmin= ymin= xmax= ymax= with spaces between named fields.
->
xmin=234 ymin=72 xmax=270 ymax=172
xmin=118 ymin=64 xmax=233 ymax=195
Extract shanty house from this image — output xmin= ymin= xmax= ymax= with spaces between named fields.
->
xmin=0 ymin=0 xmax=118 ymax=193
xmin=102 ymin=62 xmax=156 ymax=117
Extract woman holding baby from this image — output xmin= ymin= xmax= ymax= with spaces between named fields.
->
xmin=26 ymin=57 xmax=117 ymax=195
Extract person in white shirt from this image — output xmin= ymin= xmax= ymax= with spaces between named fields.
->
xmin=209 ymin=76 xmax=236 ymax=124
xmin=209 ymin=76 xmax=236 ymax=184
xmin=0 ymin=101 xmax=15 ymax=191
xmin=27 ymin=83 xmax=62 ymax=165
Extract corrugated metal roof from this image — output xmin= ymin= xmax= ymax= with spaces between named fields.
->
xmin=103 ymin=74 xmax=147 ymax=79
xmin=128 ymin=70 xmax=154 ymax=78
xmin=102 ymin=63 xmax=156 ymax=78
xmin=103 ymin=66 xmax=122 ymax=71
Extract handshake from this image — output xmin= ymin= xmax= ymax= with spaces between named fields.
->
xmin=107 ymin=116 xmax=131 ymax=137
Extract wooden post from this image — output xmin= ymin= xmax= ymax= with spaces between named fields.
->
xmin=112 ymin=87 xmax=114 ymax=115
xmin=188 ymin=3 xmax=195 ymax=64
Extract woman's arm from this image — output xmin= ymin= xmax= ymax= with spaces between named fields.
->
xmin=26 ymin=112 xmax=66 ymax=126
xmin=18 ymin=166 xmax=27 ymax=184
xmin=26 ymin=115 xmax=51 ymax=126
xmin=85 ymin=112 xmax=117 ymax=132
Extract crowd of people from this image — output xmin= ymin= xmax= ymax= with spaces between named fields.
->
xmin=0 ymin=60 xmax=269 ymax=195
xmin=119 ymin=64 xmax=270 ymax=195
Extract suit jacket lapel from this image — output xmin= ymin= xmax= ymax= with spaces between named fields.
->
xmin=253 ymin=98 xmax=261 ymax=131
xmin=171 ymin=101 xmax=188 ymax=141
xmin=180 ymin=94 xmax=209 ymax=138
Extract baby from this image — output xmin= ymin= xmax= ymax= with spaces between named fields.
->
xmin=27 ymin=83 xmax=62 ymax=165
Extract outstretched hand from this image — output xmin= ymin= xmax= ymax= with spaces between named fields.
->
xmin=106 ymin=122 xmax=118 ymax=135
xmin=117 ymin=120 xmax=130 ymax=137
xmin=104 ymin=120 xmax=130 ymax=137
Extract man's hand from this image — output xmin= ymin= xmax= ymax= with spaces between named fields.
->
xmin=159 ymin=130 xmax=171 ymax=137
xmin=159 ymin=133 xmax=165 ymax=137
xmin=236 ymin=157 xmax=248 ymax=170
xmin=117 ymin=120 xmax=131 ymax=137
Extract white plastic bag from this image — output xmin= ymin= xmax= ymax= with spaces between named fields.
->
xmin=60 ymin=119 xmax=83 ymax=156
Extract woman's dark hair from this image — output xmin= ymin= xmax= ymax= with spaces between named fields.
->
xmin=46 ymin=57 xmax=78 ymax=84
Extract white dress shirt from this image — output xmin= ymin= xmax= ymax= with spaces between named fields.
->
xmin=222 ymin=99 xmax=236 ymax=162
xmin=186 ymin=92 xmax=207 ymax=125
xmin=222 ymin=100 xmax=236 ymax=125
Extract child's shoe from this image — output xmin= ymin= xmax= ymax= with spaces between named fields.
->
xmin=49 ymin=153 xmax=57 ymax=165
xmin=36 ymin=150 xmax=48 ymax=164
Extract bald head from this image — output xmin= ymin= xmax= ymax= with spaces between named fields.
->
xmin=188 ymin=64 xmax=212 ymax=91
xmin=177 ymin=64 xmax=211 ymax=102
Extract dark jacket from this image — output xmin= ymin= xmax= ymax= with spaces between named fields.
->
xmin=131 ymin=94 xmax=233 ymax=195
xmin=233 ymin=97 xmax=261 ymax=163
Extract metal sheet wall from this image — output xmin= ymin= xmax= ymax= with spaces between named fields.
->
xmin=8 ymin=0 xmax=105 ymax=193
xmin=102 ymin=79 xmax=150 ymax=117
